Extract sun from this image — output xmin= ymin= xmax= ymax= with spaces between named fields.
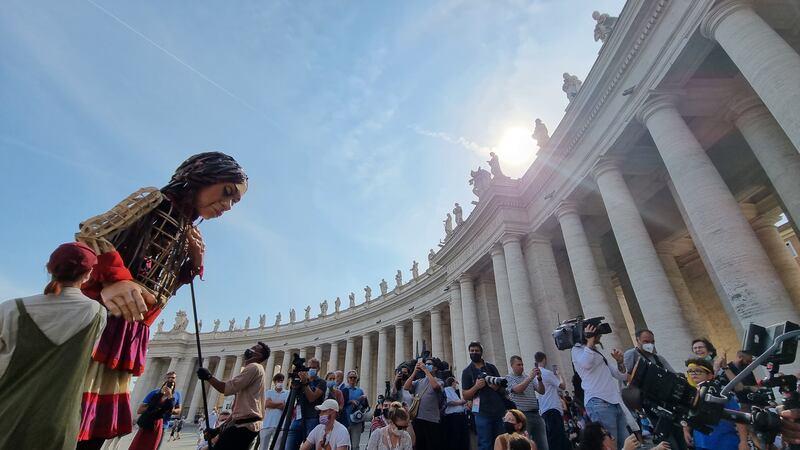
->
xmin=494 ymin=126 xmax=536 ymax=170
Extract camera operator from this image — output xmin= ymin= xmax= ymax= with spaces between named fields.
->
xmin=462 ymin=341 xmax=506 ymax=450
xmin=196 ymin=342 xmax=269 ymax=450
xmin=284 ymin=357 xmax=327 ymax=450
xmin=572 ymin=324 xmax=629 ymax=449
xmin=403 ymin=356 xmax=443 ymax=450
xmin=505 ymin=355 xmax=549 ymax=450
xmin=682 ymin=358 xmax=748 ymax=450
xmin=623 ymin=329 xmax=673 ymax=375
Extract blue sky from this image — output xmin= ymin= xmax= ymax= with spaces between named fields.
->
xmin=1 ymin=0 xmax=625 ymax=328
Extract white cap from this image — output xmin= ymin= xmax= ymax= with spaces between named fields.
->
xmin=315 ymin=399 xmax=340 ymax=412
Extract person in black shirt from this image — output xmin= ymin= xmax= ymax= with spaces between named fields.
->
xmin=462 ymin=342 xmax=506 ymax=450
xmin=284 ymin=358 xmax=327 ymax=450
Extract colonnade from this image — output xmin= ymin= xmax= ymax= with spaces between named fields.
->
xmin=140 ymin=0 xmax=800 ymax=421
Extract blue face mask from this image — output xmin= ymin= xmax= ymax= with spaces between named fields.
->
xmin=425 ymin=364 xmax=434 ymax=372
xmin=327 ymin=380 xmax=336 ymax=388
xmin=308 ymin=369 xmax=318 ymax=378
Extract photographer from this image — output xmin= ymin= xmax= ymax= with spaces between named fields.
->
xmin=391 ymin=365 xmax=413 ymax=405
xmin=196 ymin=342 xmax=269 ymax=450
xmin=681 ymin=358 xmax=747 ymax=450
xmin=130 ymin=372 xmax=181 ymax=450
xmin=571 ymin=324 xmax=629 ymax=449
xmin=505 ymin=355 xmax=548 ymax=450
xmin=463 ymin=341 xmax=507 ymax=450
xmin=403 ymin=356 xmax=443 ymax=450
xmin=284 ymin=357 xmax=327 ymax=450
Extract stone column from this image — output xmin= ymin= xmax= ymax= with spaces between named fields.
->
xmin=394 ymin=323 xmax=407 ymax=366
xmin=264 ymin=354 xmax=276 ymax=382
xmin=329 ymin=342 xmax=340 ymax=374
xmin=502 ymin=234 xmax=545 ymax=359
xmin=524 ymin=236 xmax=575 ymax=379
xmin=728 ymin=94 xmax=800 ymax=226
xmin=344 ymin=337 xmax=356 ymax=373
xmin=165 ymin=357 xmax=180 ymax=377
xmin=430 ymin=309 xmax=444 ymax=359
xmin=638 ymin=96 xmax=798 ymax=332
xmin=701 ymin=0 xmax=800 ymax=150
xmin=314 ymin=344 xmax=323 ymax=367
xmin=281 ymin=350 xmax=292 ymax=377
xmin=412 ymin=315 xmax=424 ymax=355
xmin=556 ymin=202 xmax=624 ymax=350
xmin=376 ymin=328 xmax=389 ymax=391
xmin=743 ymin=206 xmax=800 ymax=309
xmin=299 ymin=348 xmax=307 ymax=361
xmin=207 ymin=356 xmax=229 ymax=410
xmin=359 ymin=333 xmax=373 ymax=399
xmin=448 ymin=283 xmax=467 ymax=371
xmin=655 ymin=242 xmax=707 ymax=338
xmin=458 ymin=275 xmax=481 ymax=345
xmin=592 ymin=160 xmax=692 ymax=364
xmin=185 ymin=375 xmax=206 ymax=420
xmin=131 ymin=357 xmax=158 ymax=413
xmin=490 ymin=245 xmax=521 ymax=358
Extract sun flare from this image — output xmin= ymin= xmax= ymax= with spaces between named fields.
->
xmin=494 ymin=126 xmax=536 ymax=170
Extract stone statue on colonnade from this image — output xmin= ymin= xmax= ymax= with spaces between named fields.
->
xmin=156 ymin=319 xmax=164 ymax=333
xmin=335 ymin=297 xmax=341 ymax=313
xmin=533 ymin=118 xmax=550 ymax=148
xmin=444 ymin=213 xmax=453 ymax=236
xmin=562 ymin=73 xmax=582 ymax=101
xmin=380 ymin=279 xmax=388 ymax=295
xmin=275 ymin=312 xmax=282 ymax=327
xmin=592 ymin=11 xmax=618 ymax=43
xmin=172 ymin=310 xmax=189 ymax=332
xmin=453 ymin=203 xmax=463 ymax=225
xmin=259 ymin=314 xmax=266 ymax=328
xmin=364 ymin=285 xmax=372 ymax=302
xmin=469 ymin=167 xmax=491 ymax=198
xmin=304 ymin=306 xmax=311 ymax=320
xmin=320 ymin=299 xmax=328 ymax=316
xmin=197 ymin=320 xmax=202 ymax=331
xmin=213 ymin=319 xmax=220 ymax=332
xmin=487 ymin=152 xmax=509 ymax=180
xmin=349 ymin=292 xmax=356 ymax=307
xmin=411 ymin=261 xmax=419 ymax=280
xmin=289 ymin=308 xmax=296 ymax=324
xmin=244 ymin=316 xmax=251 ymax=329
xmin=395 ymin=269 xmax=403 ymax=288
xmin=228 ymin=318 xmax=235 ymax=331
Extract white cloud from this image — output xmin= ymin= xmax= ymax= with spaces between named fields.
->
xmin=410 ymin=125 xmax=492 ymax=157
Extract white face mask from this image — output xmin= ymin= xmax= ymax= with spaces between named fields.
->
xmin=275 ymin=383 xmax=284 ymax=390
xmin=641 ymin=343 xmax=655 ymax=353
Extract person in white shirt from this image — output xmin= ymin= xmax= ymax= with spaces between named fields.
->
xmin=260 ymin=373 xmax=289 ymax=450
xmin=300 ymin=399 xmax=350 ymax=450
xmin=570 ymin=324 xmax=628 ymax=449
xmin=534 ymin=352 xmax=569 ymax=450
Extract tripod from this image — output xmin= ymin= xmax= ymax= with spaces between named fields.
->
xmin=270 ymin=355 xmax=307 ymax=450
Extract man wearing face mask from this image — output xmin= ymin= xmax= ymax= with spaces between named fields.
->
xmin=403 ymin=356 xmax=443 ymax=450
xmin=300 ymin=399 xmax=351 ymax=450
xmin=285 ymin=357 xmax=327 ymax=450
xmin=623 ymin=329 xmax=674 ymax=375
xmin=196 ymin=341 xmax=269 ymax=450
xmin=259 ymin=373 xmax=288 ymax=450
xmin=462 ymin=342 xmax=506 ymax=450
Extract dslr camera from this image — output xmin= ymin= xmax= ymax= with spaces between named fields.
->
xmin=477 ymin=372 xmax=508 ymax=388
xmin=552 ymin=316 xmax=612 ymax=350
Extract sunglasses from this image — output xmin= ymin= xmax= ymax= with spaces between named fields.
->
xmin=394 ymin=423 xmax=408 ymax=430
xmin=348 ymin=376 xmax=357 ymax=379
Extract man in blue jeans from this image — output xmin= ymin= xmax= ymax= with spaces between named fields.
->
xmin=284 ymin=358 xmax=326 ymax=450
xmin=462 ymin=342 xmax=505 ymax=450
xmin=571 ymin=324 xmax=629 ymax=449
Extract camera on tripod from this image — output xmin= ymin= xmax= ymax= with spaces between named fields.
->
xmin=478 ymin=372 xmax=508 ymax=388
xmin=552 ymin=316 xmax=612 ymax=350
xmin=288 ymin=353 xmax=309 ymax=386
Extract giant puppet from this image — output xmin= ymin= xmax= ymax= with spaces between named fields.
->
xmin=74 ymin=152 xmax=248 ymax=449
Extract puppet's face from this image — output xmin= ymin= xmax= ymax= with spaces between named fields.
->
xmin=195 ymin=182 xmax=247 ymax=219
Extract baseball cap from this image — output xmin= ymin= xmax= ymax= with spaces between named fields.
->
xmin=315 ymin=399 xmax=339 ymax=412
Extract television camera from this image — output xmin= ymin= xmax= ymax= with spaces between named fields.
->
xmin=552 ymin=316 xmax=612 ymax=350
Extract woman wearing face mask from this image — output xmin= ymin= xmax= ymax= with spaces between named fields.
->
xmin=443 ymin=377 xmax=469 ymax=450
xmin=494 ymin=409 xmax=535 ymax=450
xmin=325 ymin=371 xmax=345 ymax=410
xmin=366 ymin=402 xmax=413 ymax=450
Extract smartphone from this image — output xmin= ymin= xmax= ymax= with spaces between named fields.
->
xmin=553 ymin=365 xmax=559 ymax=375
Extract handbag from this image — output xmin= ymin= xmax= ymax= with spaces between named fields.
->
xmin=136 ymin=394 xmax=174 ymax=430
xmin=408 ymin=382 xmax=430 ymax=421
